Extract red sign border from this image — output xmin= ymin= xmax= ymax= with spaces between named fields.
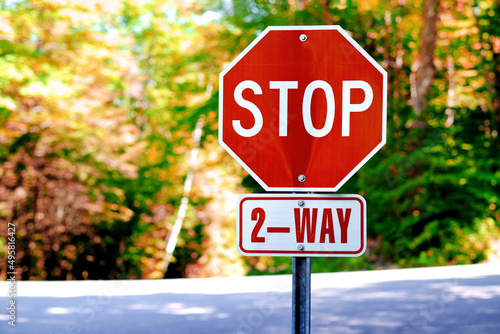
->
xmin=237 ymin=193 xmax=366 ymax=257
xmin=219 ymin=25 xmax=387 ymax=192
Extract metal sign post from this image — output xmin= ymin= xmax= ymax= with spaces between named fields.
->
xmin=292 ymin=257 xmax=311 ymax=334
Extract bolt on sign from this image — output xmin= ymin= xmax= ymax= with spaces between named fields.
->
xmin=237 ymin=194 xmax=366 ymax=257
xmin=219 ymin=26 xmax=387 ymax=192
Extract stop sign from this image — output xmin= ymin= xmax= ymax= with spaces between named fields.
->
xmin=219 ymin=26 xmax=387 ymax=192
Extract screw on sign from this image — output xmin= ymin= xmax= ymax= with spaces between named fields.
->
xmin=219 ymin=26 xmax=387 ymax=192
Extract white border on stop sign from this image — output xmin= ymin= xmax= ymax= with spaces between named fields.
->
xmin=219 ymin=25 xmax=387 ymax=192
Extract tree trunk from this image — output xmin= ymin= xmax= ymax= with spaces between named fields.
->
xmin=411 ymin=0 xmax=440 ymax=116
xmin=322 ymin=0 xmax=333 ymax=25
xmin=161 ymin=115 xmax=205 ymax=275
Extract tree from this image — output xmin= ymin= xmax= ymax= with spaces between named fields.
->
xmin=227 ymin=0 xmax=500 ymax=273
xmin=1 ymin=0 xmax=498 ymax=280
xmin=0 ymin=0 xmax=229 ymax=280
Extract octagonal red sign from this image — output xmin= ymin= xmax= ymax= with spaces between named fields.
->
xmin=219 ymin=26 xmax=387 ymax=192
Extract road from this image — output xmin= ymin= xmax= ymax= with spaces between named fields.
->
xmin=1 ymin=263 xmax=499 ymax=334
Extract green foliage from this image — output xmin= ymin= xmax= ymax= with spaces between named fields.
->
xmin=239 ymin=0 xmax=500 ymax=275
xmin=0 ymin=0 xmax=499 ymax=280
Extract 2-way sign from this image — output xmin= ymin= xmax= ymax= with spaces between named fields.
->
xmin=237 ymin=194 xmax=366 ymax=256
xmin=219 ymin=26 xmax=387 ymax=192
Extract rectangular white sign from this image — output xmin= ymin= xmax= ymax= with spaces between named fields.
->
xmin=237 ymin=194 xmax=366 ymax=257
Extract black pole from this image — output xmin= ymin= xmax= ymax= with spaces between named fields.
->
xmin=292 ymin=256 xmax=311 ymax=334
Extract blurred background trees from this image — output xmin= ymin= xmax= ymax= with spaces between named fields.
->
xmin=0 ymin=0 xmax=498 ymax=280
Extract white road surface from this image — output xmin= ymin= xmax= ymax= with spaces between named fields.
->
xmin=1 ymin=263 xmax=499 ymax=333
